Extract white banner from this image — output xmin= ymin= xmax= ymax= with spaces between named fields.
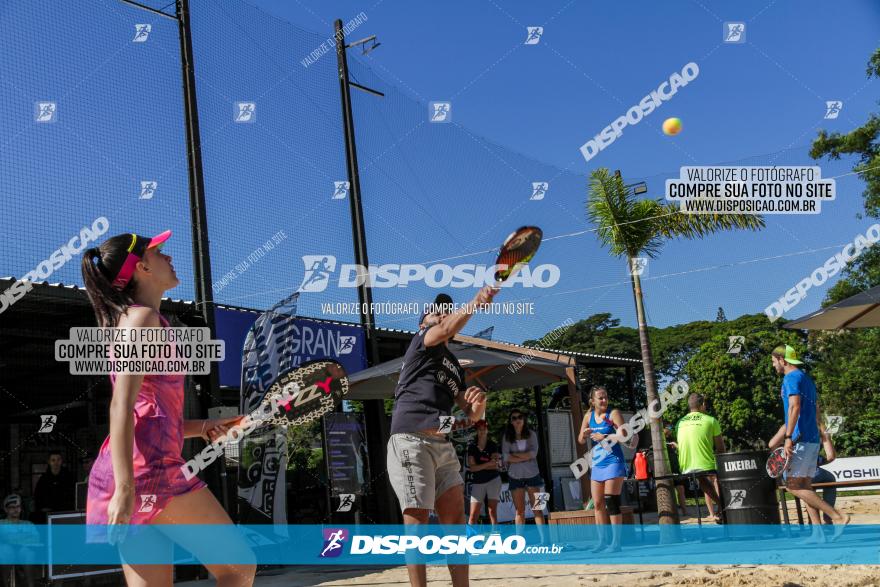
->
xmin=822 ymin=455 xmax=880 ymax=491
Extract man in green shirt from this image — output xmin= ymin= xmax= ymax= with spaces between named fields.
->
xmin=675 ymin=393 xmax=726 ymax=523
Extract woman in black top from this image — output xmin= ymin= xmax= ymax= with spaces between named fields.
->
xmin=466 ymin=420 xmax=502 ymax=529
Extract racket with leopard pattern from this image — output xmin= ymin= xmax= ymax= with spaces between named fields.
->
xmin=254 ymin=359 xmax=349 ymax=427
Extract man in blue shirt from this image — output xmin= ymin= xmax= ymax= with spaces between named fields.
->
xmin=771 ymin=345 xmax=849 ymax=541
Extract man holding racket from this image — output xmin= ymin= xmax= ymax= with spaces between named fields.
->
xmin=771 ymin=345 xmax=849 ymax=541
xmin=387 ymin=288 xmax=496 ymax=587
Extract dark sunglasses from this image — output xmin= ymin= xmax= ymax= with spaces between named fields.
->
xmin=510 ymin=415 xmax=524 ymax=421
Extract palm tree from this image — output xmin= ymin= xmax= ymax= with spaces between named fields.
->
xmin=586 ymin=168 xmax=764 ymax=525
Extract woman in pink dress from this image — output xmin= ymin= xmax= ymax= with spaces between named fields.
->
xmin=81 ymin=230 xmax=255 ymax=587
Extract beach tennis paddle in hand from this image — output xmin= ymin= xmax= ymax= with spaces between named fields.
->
xmin=765 ymin=446 xmax=790 ymax=479
xmin=205 ymin=416 xmax=246 ymax=442
xmin=493 ymin=226 xmax=543 ymax=285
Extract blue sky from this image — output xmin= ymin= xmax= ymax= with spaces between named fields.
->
xmin=243 ymin=0 xmax=880 ymax=336
xmin=2 ymin=0 xmax=879 ymax=345
xmin=252 ymin=0 xmax=880 ymax=172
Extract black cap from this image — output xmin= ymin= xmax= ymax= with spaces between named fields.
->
xmin=418 ymin=293 xmax=454 ymax=328
xmin=434 ymin=293 xmax=454 ymax=309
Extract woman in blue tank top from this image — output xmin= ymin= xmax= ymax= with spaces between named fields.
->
xmin=577 ymin=386 xmax=628 ymax=553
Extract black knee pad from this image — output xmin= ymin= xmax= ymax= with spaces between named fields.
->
xmin=605 ymin=494 xmax=621 ymax=516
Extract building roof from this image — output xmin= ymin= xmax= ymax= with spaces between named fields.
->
xmin=0 ymin=278 xmax=642 ymax=366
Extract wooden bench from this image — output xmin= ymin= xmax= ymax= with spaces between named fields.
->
xmin=777 ymin=479 xmax=878 ymax=525
xmin=548 ymin=507 xmax=635 ymax=542
xmin=549 ymin=507 xmax=635 ymax=525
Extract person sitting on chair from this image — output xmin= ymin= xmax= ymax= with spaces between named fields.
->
xmin=33 ymin=451 xmax=76 ymax=522
xmin=0 ymin=494 xmax=40 ymax=587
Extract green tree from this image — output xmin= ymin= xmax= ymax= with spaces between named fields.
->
xmin=286 ymin=419 xmax=324 ymax=477
xmin=525 ymin=313 xmax=642 ymax=409
xmin=810 ymin=48 xmax=880 ymax=219
xmin=822 ymin=243 xmax=880 ymax=305
xmin=524 ymin=313 xmax=769 ymax=413
xmin=716 ymin=307 xmax=728 ymax=322
xmin=679 ymin=328 xmax=802 ymax=450
xmin=650 ymin=320 xmax=718 ymax=382
xmin=650 ymin=313 xmax=771 ymax=384
xmin=807 ymin=45 xmax=880 ymax=457
xmin=586 ymin=168 xmax=764 ymax=525
xmin=809 ymin=328 xmax=880 ymax=456
xmin=809 ymin=245 xmax=880 ymax=456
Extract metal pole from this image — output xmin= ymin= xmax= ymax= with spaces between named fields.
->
xmin=335 ymin=19 xmax=375 ymax=334
xmin=334 ymin=18 xmax=398 ymax=524
xmin=532 ymin=385 xmax=552 ymax=512
xmin=177 ymin=0 xmax=226 ymax=512
xmin=566 ymin=367 xmax=590 ymax=505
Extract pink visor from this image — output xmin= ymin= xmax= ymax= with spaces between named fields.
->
xmin=110 ymin=230 xmax=172 ymax=290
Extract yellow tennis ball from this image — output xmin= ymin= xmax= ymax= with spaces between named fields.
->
xmin=663 ymin=117 xmax=682 ymax=136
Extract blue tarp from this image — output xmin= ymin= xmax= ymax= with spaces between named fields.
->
xmin=2 ymin=524 xmax=878 ymax=565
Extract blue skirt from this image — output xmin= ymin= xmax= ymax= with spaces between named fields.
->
xmin=591 ymin=461 xmax=627 ymax=482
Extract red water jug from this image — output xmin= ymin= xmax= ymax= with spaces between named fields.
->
xmin=634 ymin=451 xmax=649 ymax=480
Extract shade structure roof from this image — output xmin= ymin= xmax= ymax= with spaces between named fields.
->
xmin=348 ymin=343 xmax=569 ymax=400
xmin=783 ymin=285 xmax=880 ymax=330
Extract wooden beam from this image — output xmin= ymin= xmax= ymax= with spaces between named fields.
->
xmin=465 ymin=365 xmax=496 ymax=382
xmin=520 ymin=364 xmax=566 ymax=381
xmin=566 ymin=366 xmax=591 ymax=505
xmin=453 ymin=334 xmax=640 ymax=367
xmin=533 ymin=385 xmax=554 ymax=512
xmin=454 ymin=334 xmax=578 ymax=366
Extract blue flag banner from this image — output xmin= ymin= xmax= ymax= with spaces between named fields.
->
xmin=229 ymin=293 xmax=367 ymax=527
xmin=216 ymin=302 xmax=367 ymax=388
xmin=238 ymin=292 xmax=300 ymax=528
xmin=473 ymin=326 xmax=494 ymax=340
xmin=2 ymin=524 xmax=878 ymax=565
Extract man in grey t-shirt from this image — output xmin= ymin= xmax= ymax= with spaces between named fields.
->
xmin=386 ymin=288 xmax=496 ymax=587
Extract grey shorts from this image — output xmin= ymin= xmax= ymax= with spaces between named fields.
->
xmin=387 ymin=432 xmax=464 ymax=512
xmin=469 ymin=476 xmax=502 ymax=504
xmin=786 ymin=442 xmax=819 ymax=479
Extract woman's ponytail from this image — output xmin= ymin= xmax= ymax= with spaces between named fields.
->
xmin=81 ymin=239 xmax=135 ymax=327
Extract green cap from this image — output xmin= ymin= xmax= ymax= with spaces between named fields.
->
xmin=772 ymin=344 xmax=803 ymax=365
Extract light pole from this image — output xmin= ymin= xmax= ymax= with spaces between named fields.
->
xmin=614 ymin=169 xmax=648 ymax=195
xmin=334 ymin=19 xmax=400 ymax=524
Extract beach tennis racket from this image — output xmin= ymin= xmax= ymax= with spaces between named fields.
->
xmin=765 ymin=446 xmax=790 ymax=479
xmin=255 ymin=359 xmax=349 ymax=428
xmin=493 ymin=226 xmax=543 ymax=284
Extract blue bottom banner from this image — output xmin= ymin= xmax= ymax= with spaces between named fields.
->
xmin=1 ymin=524 xmax=878 ymax=565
